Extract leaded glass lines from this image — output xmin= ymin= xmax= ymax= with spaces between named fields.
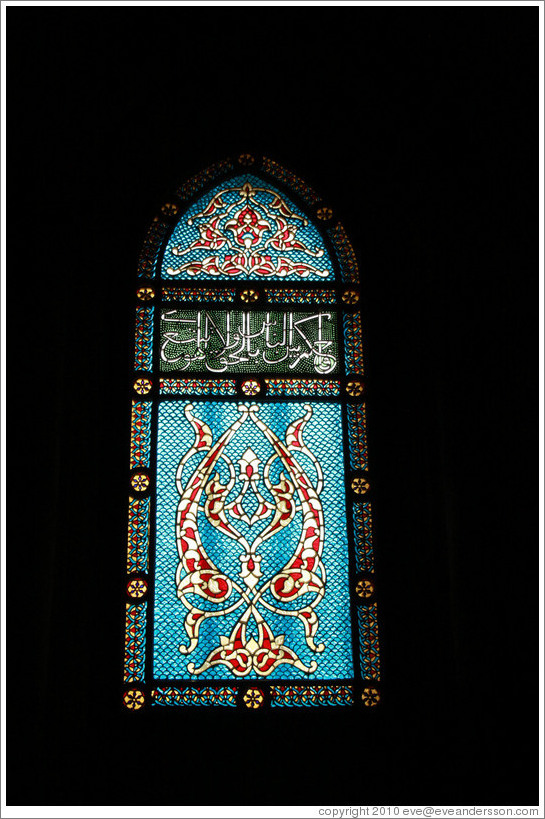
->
xmin=328 ymin=222 xmax=359 ymax=283
xmin=358 ymin=603 xmax=380 ymax=681
xmin=265 ymin=288 xmax=336 ymax=305
xmin=138 ymin=218 xmax=169 ymax=278
xmin=125 ymin=158 xmax=381 ymax=710
xmin=266 ymin=379 xmax=340 ymax=396
xmin=162 ymin=286 xmax=236 ymax=303
xmin=159 ymin=309 xmax=339 ymax=375
xmin=354 ymin=502 xmax=374 ymax=573
xmin=261 ymin=157 xmax=321 ymax=205
xmin=162 ymin=175 xmax=333 ymax=282
xmin=124 ymin=603 xmax=147 ymax=683
xmin=134 ymin=307 xmax=154 ymax=370
xmin=130 ymin=401 xmax=152 ymax=469
xmin=343 ymin=313 xmax=364 ymax=375
xmin=152 ymin=687 xmax=237 ymax=707
xmin=347 ymin=403 xmax=368 ymax=471
xmin=159 ymin=378 xmax=237 ymax=396
xmin=127 ymin=496 xmax=149 ymax=573
xmin=270 ymin=685 xmax=353 ymax=707
xmin=154 ymin=400 xmax=352 ymax=681
xmin=176 ymin=159 xmax=235 ymax=200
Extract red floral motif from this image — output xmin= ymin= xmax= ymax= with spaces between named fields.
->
xmin=174 ymin=403 xmax=326 ymax=677
xmin=225 ymin=206 xmax=271 ymax=249
xmin=166 ymin=182 xmax=330 ymax=280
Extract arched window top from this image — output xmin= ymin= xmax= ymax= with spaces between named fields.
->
xmin=161 ymin=173 xmax=335 ymax=282
xmin=124 ymin=155 xmax=380 ymax=712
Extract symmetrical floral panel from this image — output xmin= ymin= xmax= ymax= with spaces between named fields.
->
xmin=123 ymin=155 xmax=380 ymax=712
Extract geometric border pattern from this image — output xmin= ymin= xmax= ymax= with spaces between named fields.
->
xmin=134 ymin=307 xmax=154 ymax=370
xmin=265 ymin=379 xmax=341 ymax=397
xmin=159 ymin=378 xmax=237 ymax=396
xmin=261 ymin=157 xmax=320 ymax=205
xmin=265 ymin=288 xmax=336 ymax=305
xmin=127 ymin=496 xmax=149 ymax=573
xmin=176 ymin=159 xmax=235 ymax=201
xmin=130 ymin=401 xmax=152 ymax=468
xmin=328 ymin=222 xmax=359 ymax=283
xmin=151 ymin=687 xmax=237 ymax=707
xmin=347 ymin=403 xmax=368 ymax=470
xmin=353 ymin=502 xmax=374 ymax=573
xmin=124 ymin=155 xmax=381 ymax=709
xmin=137 ymin=218 xmax=169 ymax=278
xmin=124 ymin=603 xmax=147 ymax=683
xmin=343 ymin=313 xmax=364 ymax=375
xmin=270 ymin=685 xmax=354 ymax=707
xmin=357 ymin=603 xmax=380 ymax=681
xmin=162 ymin=286 xmax=236 ymax=303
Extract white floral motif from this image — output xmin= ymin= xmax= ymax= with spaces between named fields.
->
xmin=174 ymin=403 xmax=326 ymax=676
xmin=166 ymin=182 xmax=330 ymax=279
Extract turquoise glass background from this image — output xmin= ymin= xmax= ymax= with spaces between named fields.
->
xmin=161 ymin=174 xmax=335 ymax=282
xmin=153 ymin=400 xmax=353 ymax=680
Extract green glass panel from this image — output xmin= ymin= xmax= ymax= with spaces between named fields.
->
xmin=160 ymin=309 xmax=338 ymax=375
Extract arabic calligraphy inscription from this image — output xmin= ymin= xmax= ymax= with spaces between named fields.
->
xmin=160 ymin=309 xmax=339 ymax=375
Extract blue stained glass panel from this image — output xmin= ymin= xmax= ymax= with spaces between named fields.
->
xmin=161 ymin=174 xmax=335 ymax=282
xmin=154 ymin=400 xmax=353 ymax=681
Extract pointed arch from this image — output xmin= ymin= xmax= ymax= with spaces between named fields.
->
xmin=123 ymin=155 xmax=380 ymax=712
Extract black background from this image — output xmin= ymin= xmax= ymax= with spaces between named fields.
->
xmin=7 ymin=5 xmax=538 ymax=809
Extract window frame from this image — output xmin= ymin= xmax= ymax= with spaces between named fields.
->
xmin=123 ymin=155 xmax=380 ymax=711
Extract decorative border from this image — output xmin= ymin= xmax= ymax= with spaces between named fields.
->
xmin=357 ymin=603 xmax=380 ymax=681
xmin=159 ymin=378 xmax=237 ymax=396
xmin=152 ymin=687 xmax=237 ymax=707
xmin=347 ymin=403 xmax=368 ymax=471
xmin=134 ymin=307 xmax=154 ymax=370
xmin=343 ymin=313 xmax=364 ymax=375
xmin=261 ymin=157 xmax=321 ymax=205
xmin=130 ymin=401 xmax=152 ymax=469
xmin=353 ymin=502 xmax=374 ymax=573
xmin=127 ymin=496 xmax=149 ymax=573
xmin=137 ymin=218 xmax=169 ymax=278
xmin=176 ymin=159 xmax=235 ymax=200
xmin=265 ymin=379 xmax=341 ymax=397
xmin=328 ymin=223 xmax=359 ymax=283
xmin=125 ymin=158 xmax=381 ymax=709
xmin=270 ymin=685 xmax=353 ymax=707
xmin=124 ymin=603 xmax=147 ymax=683
xmin=265 ymin=288 xmax=336 ymax=305
xmin=162 ymin=286 xmax=236 ymax=303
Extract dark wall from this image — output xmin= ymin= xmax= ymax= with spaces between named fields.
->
xmin=7 ymin=7 xmax=537 ymax=807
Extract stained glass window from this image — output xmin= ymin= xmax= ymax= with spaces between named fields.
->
xmin=124 ymin=155 xmax=381 ymax=711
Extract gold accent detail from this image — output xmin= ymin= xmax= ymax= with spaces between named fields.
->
xmin=131 ymin=473 xmax=150 ymax=492
xmin=238 ymin=153 xmax=255 ymax=166
xmin=351 ymin=477 xmax=369 ymax=495
xmin=127 ymin=578 xmax=148 ymax=599
xmin=240 ymin=288 xmax=259 ymax=303
xmin=346 ymin=381 xmax=364 ymax=397
xmin=123 ymin=689 xmax=145 ymax=710
xmin=136 ymin=287 xmax=155 ymax=301
xmin=362 ymin=687 xmax=380 ymax=707
xmin=317 ymin=207 xmax=333 ymax=221
xmin=355 ymin=579 xmax=374 ymax=599
xmin=161 ymin=203 xmax=179 ymax=216
xmin=243 ymin=688 xmax=264 ymax=708
xmin=134 ymin=378 xmax=152 ymax=395
xmin=241 ymin=380 xmax=260 ymax=396
xmin=342 ymin=289 xmax=360 ymax=305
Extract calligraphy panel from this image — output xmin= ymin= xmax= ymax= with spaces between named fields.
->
xmin=154 ymin=400 xmax=353 ymax=681
xmin=160 ymin=309 xmax=339 ymax=375
xmin=125 ymin=157 xmax=381 ymax=711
